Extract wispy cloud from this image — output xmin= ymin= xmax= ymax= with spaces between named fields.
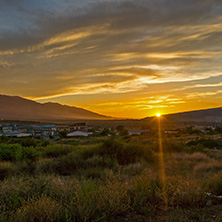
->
xmin=186 ymin=90 xmax=222 ymax=98
xmin=0 ymin=0 xmax=221 ymax=117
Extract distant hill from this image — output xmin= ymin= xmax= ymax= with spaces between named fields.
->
xmin=0 ymin=95 xmax=110 ymax=120
xmin=1 ymin=94 xmax=221 ymax=123
xmin=144 ymin=107 xmax=222 ymax=123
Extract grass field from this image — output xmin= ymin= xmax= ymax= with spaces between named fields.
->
xmin=0 ymin=135 xmax=222 ymax=221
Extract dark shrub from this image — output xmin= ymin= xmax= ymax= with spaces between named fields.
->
xmin=164 ymin=140 xmax=187 ymax=153
xmin=0 ymin=135 xmax=10 ymax=143
xmin=0 ymin=144 xmax=22 ymax=161
xmin=39 ymin=152 xmax=117 ymax=176
xmin=215 ymin=126 xmax=222 ymax=134
xmin=99 ymin=139 xmax=124 ymax=158
xmin=101 ymin=128 xmax=110 ymax=136
xmin=39 ymin=140 xmax=50 ymax=147
xmin=40 ymin=153 xmax=87 ymax=175
xmin=42 ymin=145 xmax=74 ymax=158
xmin=98 ymin=139 xmax=155 ymax=165
xmin=123 ymin=143 xmax=154 ymax=164
xmin=0 ymin=164 xmax=12 ymax=180
xmin=15 ymin=146 xmax=39 ymax=162
xmin=0 ymin=144 xmax=39 ymax=162
xmin=59 ymin=129 xmax=68 ymax=138
xmin=186 ymin=139 xmax=220 ymax=149
xmin=20 ymin=138 xmax=37 ymax=147
xmin=205 ymin=173 xmax=222 ymax=195
xmin=184 ymin=126 xmax=202 ymax=135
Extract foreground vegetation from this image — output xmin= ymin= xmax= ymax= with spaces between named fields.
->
xmin=0 ymin=135 xmax=222 ymax=221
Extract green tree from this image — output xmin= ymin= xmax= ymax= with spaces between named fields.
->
xmin=59 ymin=129 xmax=68 ymax=138
xmin=101 ymin=128 xmax=110 ymax=136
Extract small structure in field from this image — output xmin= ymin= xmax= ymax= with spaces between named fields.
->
xmin=128 ymin=129 xmax=150 ymax=136
xmin=16 ymin=133 xmax=32 ymax=138
xmin=69 ymin=122 xmax=87 ymax=132
xmin=2 ymin=125 xmax=15 ymax=133
xmin=67 ymin=130 xmax=88 ymax=137
xmin=67 ymin=122 xmax=89 ymax=137
xmin=25 ymin=124 xmax=57 ymax=139
xmin=165 ymin=130 xmax=179 ymax=134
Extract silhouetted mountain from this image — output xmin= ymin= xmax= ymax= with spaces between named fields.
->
xmin=143 ymin=107 xmax=222 ymax=123
xmin=0 ymin=95 xmax=110 ymax=120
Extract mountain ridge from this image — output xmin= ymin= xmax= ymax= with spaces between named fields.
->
xmin=0 ymin=94 xmax=110 ymax=120
xmin=0 ymin=94 xmax=221 ymax=122
xmin=144 ymin=107 xmax=222 ymax=122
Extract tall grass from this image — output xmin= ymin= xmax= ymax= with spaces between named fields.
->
xmin=0 ymin=136 xmax=222 ymax=221
xmin=15 ymin=195 xmax=61 ymax=222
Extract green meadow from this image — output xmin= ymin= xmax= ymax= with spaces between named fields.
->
xmin=0 ymin=135 xmax=222 ymax=221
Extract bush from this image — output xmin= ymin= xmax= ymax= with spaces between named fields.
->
xmin=78 ymin=167 xmax=111 ymax=180
xmin=164 ymin=140 xmax=205 ymax=153
xmin=38 ymin=140 xmax=50 ymax=147
xmin=98 ymin=139 xmax=155 ymax=165
xmin=59 ymin=129 xmax=68 ymax=138
xmin=39 ymin=154 xmax=85 ymax=175
xmin=123 ymin=143 xmax=154 ymax=164
xmin=39 ymin=152 xmax=117 ymax=176
xmin=164 ymin=140 xmax=186 ymax=153
xmin=184 ymin=126 xmax=202 ymax=135
xmin=42 ymin=145 xmax=74 ymax=158
xmin=73 ymin=178 xmax=130 ymax=221
xmin=15 ymin=146 xmax=39 ymax=162
xmin=0 ymin=135 xmax=10 ymax=143
xmin=186 ymin=139 xmax=221 ymax=149
xmin=205 ymin=173 xmax=222 ymax=195
xmin=84 ymin=155 xmax=117 ymax=169
xmin=0 ymin=144 xmax=39 ymax=162
xmin=78 ymin=145 xmax=99 ymax=159
xmin=15 ymin=195 xmax=61 ymax=222
xmin=99 ymin=139 xmax=124 ymax=157
xmin=0 ymin=144 xmax=22 ymax=161
xmin=0 ymin=162 xmax=13 ymax=180
xmin=215 ymin=126 xmax=222 ymax=134
xmin=19 ymin=138 xmax=37 ymax=148
xmin=166 ymin=177 xmax=207 ymax=208
xmin=130 ymin=172 xmax=162 ymax=211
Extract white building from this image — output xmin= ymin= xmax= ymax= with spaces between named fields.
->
xmin=128 ymin=129 xmax=150 ymax=136
xmin=67 ymin=131 xmax=88 ymax=137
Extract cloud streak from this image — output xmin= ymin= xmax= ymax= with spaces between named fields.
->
xmin=0 ymin=0 xmax=221 ymax=117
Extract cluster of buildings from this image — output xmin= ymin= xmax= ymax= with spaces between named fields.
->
xmin=67 ymin=122 xmax=90 ymax=137
xmin=0 ymin=124 xmax=59 ymax=139
xmin=0 ymin=122 xmax=151 ymax=140
xmin=0 ymin=123 xmax=93 ymax=139
xmin=66 ymin=123 xmax=150 ymax=137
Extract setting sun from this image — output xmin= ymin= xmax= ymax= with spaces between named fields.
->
xmin=156 ymin=113 xmax=161 ymax=117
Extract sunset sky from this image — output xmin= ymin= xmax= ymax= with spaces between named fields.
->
xmin=0 ymin=0 xmax=222 ymax=118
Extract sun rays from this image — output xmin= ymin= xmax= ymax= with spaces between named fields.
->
xmin=157 ymin=114 xmax=168 ymax=211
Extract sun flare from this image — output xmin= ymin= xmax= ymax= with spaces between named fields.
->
xmin=156 ymin=113 xmax=161 ymax=117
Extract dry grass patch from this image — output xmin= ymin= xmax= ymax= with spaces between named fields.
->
xmin=73 ymin=175 xmax=131 ymax=221
xmin=194 ymin=160 xmax=222 ymax=175
xmin=166 ymin=176 xmax=207 ymax=208
xmin=205 ymin=173 xmax=222 ymax=196
xmin=0 ymin=161 xmax=14 ymax=180
xmin=15 ymin=195 xmax=61 ymax=222
xmin=172 ymin=152 xmax=210 ymax=162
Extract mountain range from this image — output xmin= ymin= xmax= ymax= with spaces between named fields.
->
xmin=0 ymin=94 xmax=221 ymax=122
xmin=0 ymin=95 xmax=109 ymax=120
xmin=161 ymin=107 xmax=222 ymax=122
xmin=143 ymin=107 xmax=222 ymax=123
